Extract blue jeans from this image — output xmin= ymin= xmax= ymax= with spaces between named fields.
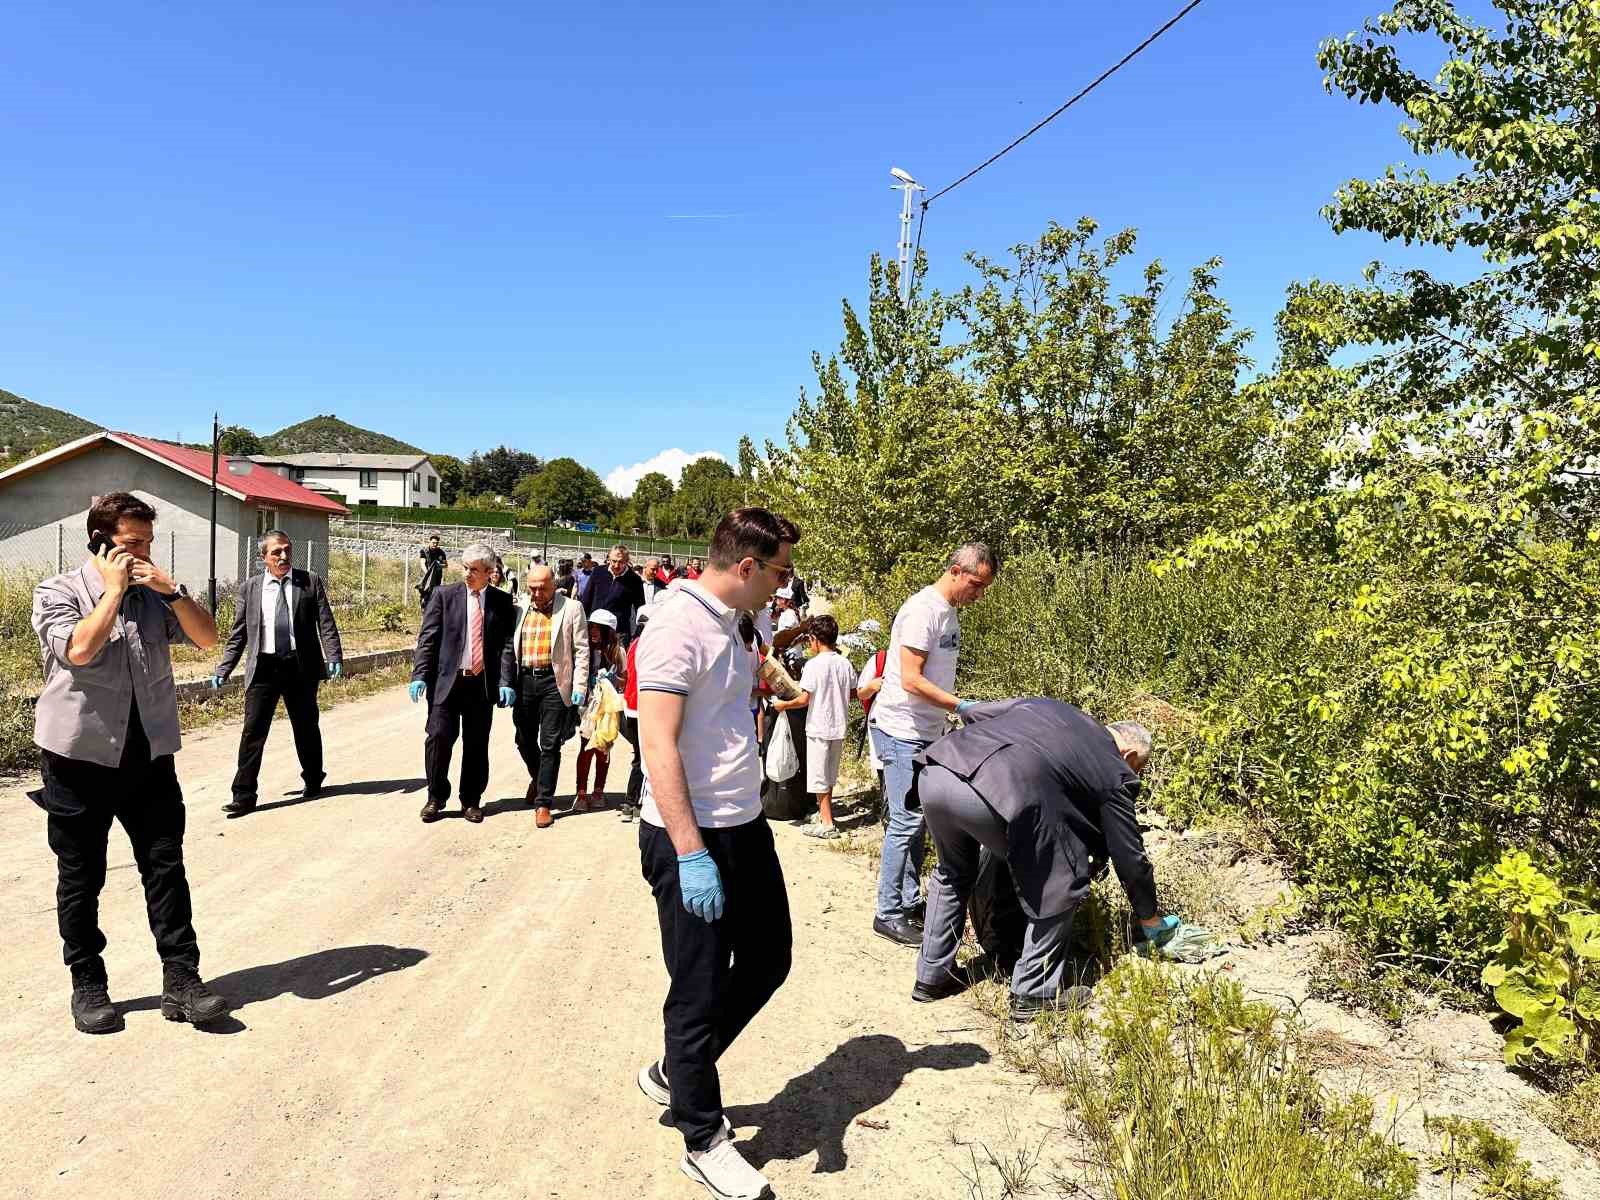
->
xmin=872 ymin=727 xmax=931 ymax=920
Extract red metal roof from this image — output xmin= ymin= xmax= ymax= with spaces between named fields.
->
xmin=114 ymin=432 xmax=350 ymax=516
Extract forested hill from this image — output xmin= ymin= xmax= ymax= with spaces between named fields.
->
xmin=262 ymin=414 xmax=424 ymax=455
xmin=0 ymin=388 xmax=97 ymax=459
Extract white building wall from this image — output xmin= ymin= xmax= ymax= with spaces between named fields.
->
xmin=291 ymin=464 xmax=439 ymax=508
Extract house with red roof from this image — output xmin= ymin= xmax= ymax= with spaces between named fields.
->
xmin=0 ymin=430 xmax=349 ymax=586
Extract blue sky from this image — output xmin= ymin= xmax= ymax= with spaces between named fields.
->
xmin=1 ymin=2 xmax=1482 ymax=493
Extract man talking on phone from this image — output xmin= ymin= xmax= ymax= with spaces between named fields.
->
xmin=30 ymin=492 xmax=230 ymax=1033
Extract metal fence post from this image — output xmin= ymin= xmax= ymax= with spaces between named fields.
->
xmin=360 ymin=545 xmax=368 ymax=604
xmin=56 ymin=524 xmax=63 ymax=573
xmin=404 ymin=554 xmax=411 ymax=606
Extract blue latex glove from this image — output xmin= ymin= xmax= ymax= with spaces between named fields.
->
xmin=1139 ymin=915 xmax=1182 ymax=947
xmin=956 ymin=699 xmax=977 ymax=716
xmin=572 ymin=688 xmax=586 ymax=707
xmin=208 ymin=673 xmax=225 ymax=690
xmin=498 ymin=686 xmax=515 ymax=707
xmin=327 ymin=661 xmax=343 ymax=680
xmin=408 ymin=680 xmax=426 ymax=703
xmin=677 ymin=849 xmax=725 ymax=922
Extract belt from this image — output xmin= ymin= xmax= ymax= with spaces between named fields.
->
xmin=524 ymin=665 xmax=555 ymax=676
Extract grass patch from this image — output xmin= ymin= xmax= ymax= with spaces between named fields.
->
xmin=1536 ymin=1071 xmax=1600 ymax=1159
xmin=1424 ymin=1115 xmax=1561 ymax=1200
xmin=981 ymin=958 xmax=1418 ymax=1199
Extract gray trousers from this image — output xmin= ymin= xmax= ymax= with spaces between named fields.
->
xmin=916 ymin=764 xmax=1075 ymax=1001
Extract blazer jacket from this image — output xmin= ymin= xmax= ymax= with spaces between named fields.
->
xmin=411 ymin=582 xmax=517 ymax=706
xmin=216 ymin=568 xmax=343 ymax=688
xmin=508 ymin=593 xmax=590 ymax=702
xmin=916 ymin=697 xmax=1156 ymax=921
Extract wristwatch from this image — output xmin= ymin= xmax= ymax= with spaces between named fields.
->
xmin=160 ymin=584 xmax=189 ymax=603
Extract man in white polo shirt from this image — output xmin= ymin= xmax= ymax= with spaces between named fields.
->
xmin=869 ymin=542 xmax=999 ymax=947
xmin=634 ymin=506 xmax=800 ymax=1200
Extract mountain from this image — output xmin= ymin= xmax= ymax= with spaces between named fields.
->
xmin=0 ymin=388 xmax=98 ymax=461
xmin=262 ymin=414 xmax=424 ymax=456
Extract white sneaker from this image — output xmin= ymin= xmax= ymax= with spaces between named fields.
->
xmin=802 ymin=822 xmax=840 ymax=840
xmin=680 ymin=1129 xmax=772 ymax=1200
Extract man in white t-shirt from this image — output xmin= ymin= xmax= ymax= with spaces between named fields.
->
xmin=634 ymin=506 xmax=801 ymax=1200
xmin=868 ymin=542 xmax=999 ymax=947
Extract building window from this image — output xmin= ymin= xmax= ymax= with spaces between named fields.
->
xmin=255 ymin=508 xmax=278 ymax=535
xmin=359 ymin=469 xmax=376 ymax=489
xmin=358 ymin=499 xmax=378 ymax=507
xmin=414 ymin=472 xmax=421 ymax=489
xmin=292 ymin=467 xmax=306 ymax=481
xmin=428 ymin=477 xmax=438 ymax=493
xmin=412 ymin=501 xmax=420 ymax=508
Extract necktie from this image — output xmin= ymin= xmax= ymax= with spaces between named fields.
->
xmin=274 ymin=579 xmax=292 ymax=658
xmin=469 ymin=590 xmax=484 ymax=673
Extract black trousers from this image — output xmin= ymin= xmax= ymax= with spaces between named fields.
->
xmin=39 ymin=750 xmax=200 ymax=981
xmin=425 ymin=677 xmax=494 ymax=807
xmin=622 ymin=716 xmax=644 ymax=804
xmin=512 ymin=669 xmax=566 ymax=804
xmin=231 ymin=655 xmax=323 ymax=802
xmin=639 ymin=816 xmax=792 ymax=1151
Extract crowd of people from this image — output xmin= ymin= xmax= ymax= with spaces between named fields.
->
xmin=27 ymin=494 xmax=1186 ymax=1200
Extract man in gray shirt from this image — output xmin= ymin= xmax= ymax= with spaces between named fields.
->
xmin=30 ymin=492 xmax=230 ymax=1034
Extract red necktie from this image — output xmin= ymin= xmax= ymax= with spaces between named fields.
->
xmin=469 ymin=590 xmax=484 ymax=673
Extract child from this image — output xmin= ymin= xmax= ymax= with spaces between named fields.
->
xmin=575 ymin=609 xmax=624 ymax=812
xmin=771 ymin=616 xmax=857 ymax=838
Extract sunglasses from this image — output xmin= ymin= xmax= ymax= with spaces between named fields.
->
xmin=754 ymin=558 xmax=794 ymax=583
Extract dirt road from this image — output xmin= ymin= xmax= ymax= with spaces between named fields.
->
xmin=0 ymin=684 xmax=1059 ymax=1200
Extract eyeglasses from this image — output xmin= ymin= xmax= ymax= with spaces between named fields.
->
xmin=754 ymin=558 xmax=794 ymax=583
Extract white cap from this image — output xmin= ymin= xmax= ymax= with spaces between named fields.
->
xmin=775 ymin=586 xmax=794 ymax=600
xmin=588 ymin=610 xmax=619 ymax=631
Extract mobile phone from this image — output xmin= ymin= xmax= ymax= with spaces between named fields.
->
xmin=88 ymin=531 xmax=112 ymax=555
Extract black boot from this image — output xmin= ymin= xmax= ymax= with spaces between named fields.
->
xmin=70 ymin=970 xmax=122 ymax=1034
xmin=161 ymin=964 xmax=231 ymax=1025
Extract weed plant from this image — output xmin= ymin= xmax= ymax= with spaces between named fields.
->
xmin=1033 ymin=959 xmax=1418 ymax=1200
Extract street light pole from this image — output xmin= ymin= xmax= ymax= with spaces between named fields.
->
xmin=890 ymin=167 xmax=924 ymax=305
xmin=208 ymin=412 xmax=219 ymax=615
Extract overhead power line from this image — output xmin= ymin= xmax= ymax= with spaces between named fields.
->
xmin=922 ymin=0 xmax=1206 ymax=209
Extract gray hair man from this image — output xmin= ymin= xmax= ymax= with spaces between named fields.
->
xmin=409 ymin=542 xmax=518 ymax=823
xmin=29 ymin=491 xmax=226 ymax=1033
xmin=910 ymin=699 xmax=1174 ymax=1018
xmin=508 ymin=562 xmax=590 ymax=828
xmin=212 ymin=531 xmax=345 ymax=816
xmin=869 ymin=541 xmax=999 ymax=947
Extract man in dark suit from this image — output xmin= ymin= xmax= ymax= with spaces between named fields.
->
xmin=408 ymin=542 xmax=516 ymax=824
xmin=909 ymin=698 xmax=1178 ymax=1018
xmin=213 ymin=531 xmax=344 ymax=817
xmin=580 ymin=543 xmax=646 ymax=642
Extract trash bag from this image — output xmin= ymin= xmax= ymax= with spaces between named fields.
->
xmin=587 ymin=678 xmax=624 ymax=753
xmin=1134 ymin=921 xmax=1227 ymax=963
xmin=765 ymin=704 xmax=799 ymax=782
xmin=969 ymin=849 xmax=1026 ymax=976
xmin=760 ymin=707 xmax=812 ymax=821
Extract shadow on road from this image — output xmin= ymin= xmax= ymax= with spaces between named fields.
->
xmin=120 ymin=943 xmax=429 ymax=1033
xmin=699 ymin=1034 xmax=991 ymax=1173
xmin=254 ymin=777 xmax=428 ymax=814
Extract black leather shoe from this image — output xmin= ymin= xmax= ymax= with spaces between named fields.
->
xmin=463 ymin=805 xmax=484 ymax=824
xmin=300 ymin=783 xmax=324 ymax=800
xmin=420 ymin=799 xmax=443 ymax=822
xmin=71 ymin=978 xmax=122 ymax=1034
xmin=1009 ymin=985 xmax=1093 ymax=1020
xmin=221 ymin=798 xmax=256 ymax=817
xmin=873 ymin=915 xmax=921 ymax=947
xmin=912 ymin=972 xmax=967 ymax=1003
xmin=161 ymin=967 xmax=231 ymax=1025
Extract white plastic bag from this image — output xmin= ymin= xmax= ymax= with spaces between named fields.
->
xmin=765 ymin=708 xmax=799 ymax=782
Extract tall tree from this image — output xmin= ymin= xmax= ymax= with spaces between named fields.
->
xmin=464 ymin=445 xmax=542 ymax=498
xmin=217 ymin=425 xmax=263 ymax=456
xmin=518 ymin=457 xmax=609 ymax=523
xmin=675 ymin=457 xmax=740 ymax=538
